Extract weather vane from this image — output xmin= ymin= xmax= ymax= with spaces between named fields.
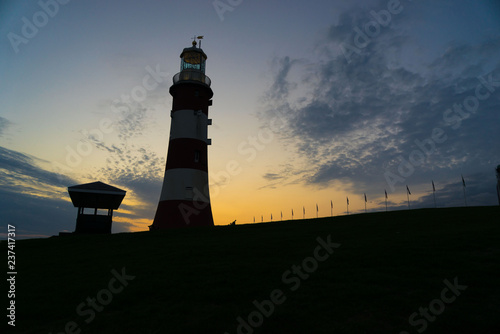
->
xmin=191 ymin=35 xmax=204 ymax=48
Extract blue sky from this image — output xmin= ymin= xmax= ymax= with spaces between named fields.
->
xmin=1 ymin=0 xmax=499 ymax=238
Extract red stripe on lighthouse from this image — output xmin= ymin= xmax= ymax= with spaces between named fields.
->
xmin=166 ymin=138 xmax=208 ymax=171
xmin=171 ymin=83 xmax=212 ymax=115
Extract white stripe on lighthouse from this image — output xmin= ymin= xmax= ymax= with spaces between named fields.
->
xmin=169 ymin=109 xmax=210 ymax=142
xmin=159 ymin=168 xmax=210 ymax=202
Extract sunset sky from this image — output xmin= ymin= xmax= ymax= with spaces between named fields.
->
xmin=1 ymin=0 xmax=499 ymax=238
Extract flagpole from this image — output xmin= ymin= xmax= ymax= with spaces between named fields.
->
xmin=462 ymin=175 xmax=467 ymax=207
xmin=406 ymin=185 xmax=411 ymax=210
xmin=432 ymin=181 xmax=437 ymax=208
xmin=364 ymin=193 xmax=367 ymax=213
xmin=385 ymin=190 xmax=388 ymax=212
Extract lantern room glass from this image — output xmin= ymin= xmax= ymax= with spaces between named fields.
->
xmin=181 ymin=51 xmax=206 ymax=73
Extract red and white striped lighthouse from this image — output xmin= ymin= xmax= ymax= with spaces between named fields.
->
xmin=151 ymin=38 xmax=214 ymax=229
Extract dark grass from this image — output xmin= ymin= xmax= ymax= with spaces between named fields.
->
xmin=4 ymin=206 xmax=500 ymax=334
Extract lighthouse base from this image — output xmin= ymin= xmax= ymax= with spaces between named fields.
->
xmin=151 ymin=200 xmax=214 ymax=229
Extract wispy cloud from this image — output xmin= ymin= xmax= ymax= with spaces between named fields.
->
xmin=115 ymin=106 xmax=149 ymax=141
xmin=0 ymin=146 xmax=76 ymax=191
xmin=92 ymin=141 xmax=165 ymax=228
xmin=0 ymin=146 xmax=78 ymax=238
xmin=0 ymin=116 xmax=12 ymax=137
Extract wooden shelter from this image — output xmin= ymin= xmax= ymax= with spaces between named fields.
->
xmin=67 ymin=181 xmax=126 ymax=234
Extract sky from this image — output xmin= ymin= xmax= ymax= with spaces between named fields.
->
xmin=1 ymin=0 xmax=499 ymax=239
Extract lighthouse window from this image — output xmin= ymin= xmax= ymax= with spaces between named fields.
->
xmin=183 ymin=61 xmax=200 ymax=70
xmin=182 ymin=51 xmax=202 ymax=70
xmin=194 ymin=150 xmax=200 ymax=162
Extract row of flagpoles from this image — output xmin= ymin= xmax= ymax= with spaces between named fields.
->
xmin=252 ymin=175 xmax=468 ymax=223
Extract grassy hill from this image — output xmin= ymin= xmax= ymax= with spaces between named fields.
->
xmin=5 ymin=206 xmax=500 ymax=334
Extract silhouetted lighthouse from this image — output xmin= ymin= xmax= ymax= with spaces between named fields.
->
xmin=151 ymin=37 xmax=214 ymax=229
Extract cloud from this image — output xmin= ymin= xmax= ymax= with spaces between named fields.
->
xmin=115 ymin=106 xmax=149 ymax=141
xmin=0 ymin=146 xmax=76 ymax=191
xmin=93 ymin=141 xmax=165 ymax=224
xmin=0 ymin=190 xmax=76 ymax=239
xmin=0 ymin=146 xmax=79 ymax=238
xmin=267 ymin=56 xmax=301 ymax=101
xmin=259 ymin=6 xmax=500 ymax=206
xmin=260 ymin=163 xmax=306 ymax=190
xmin=0 ymin=116 xmax=11 ymax=137
xmin=100 ymin=66 xmax=171 ymax=143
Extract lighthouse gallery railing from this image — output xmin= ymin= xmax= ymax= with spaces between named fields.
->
xmin=173 ymin=70 xmax=211 ymax=87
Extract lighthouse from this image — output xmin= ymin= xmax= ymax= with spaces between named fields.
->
xmin=151 ymin=38 xmax=214 ymax=229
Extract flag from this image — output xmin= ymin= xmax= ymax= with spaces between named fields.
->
xmin=316 ymin=204 xmax=318 ymax=212
xmin=330 ymin=200 xmax=333 ymax=208
xmin=346 ymin=197 xmax=349 ymax=205
xmin=197 ymin=36 xmax=204 ymax=39
xmin=303 ymin=206 xmax=305 ymax=214
xmin=271 ymin=213 xmax=273 ymax=220
xmin=432 ymin=180 xmax=435 ymax=192
xmin=281 ymin=211 xmax=283 ymax=219
xmin=364 ymin=193 xmax=367 ymax=202
xmin=292 ymin=208 xmax=294 ymax=216
xmin=253 ymin=216 xmax=255 ymax=223
xmin=406 ymin=185 xmax=411 ymax=195
xmin=462 ymin=175 xmax=466 ymax=188
xmin=385 ymin=189 xmax=388 ymax=199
